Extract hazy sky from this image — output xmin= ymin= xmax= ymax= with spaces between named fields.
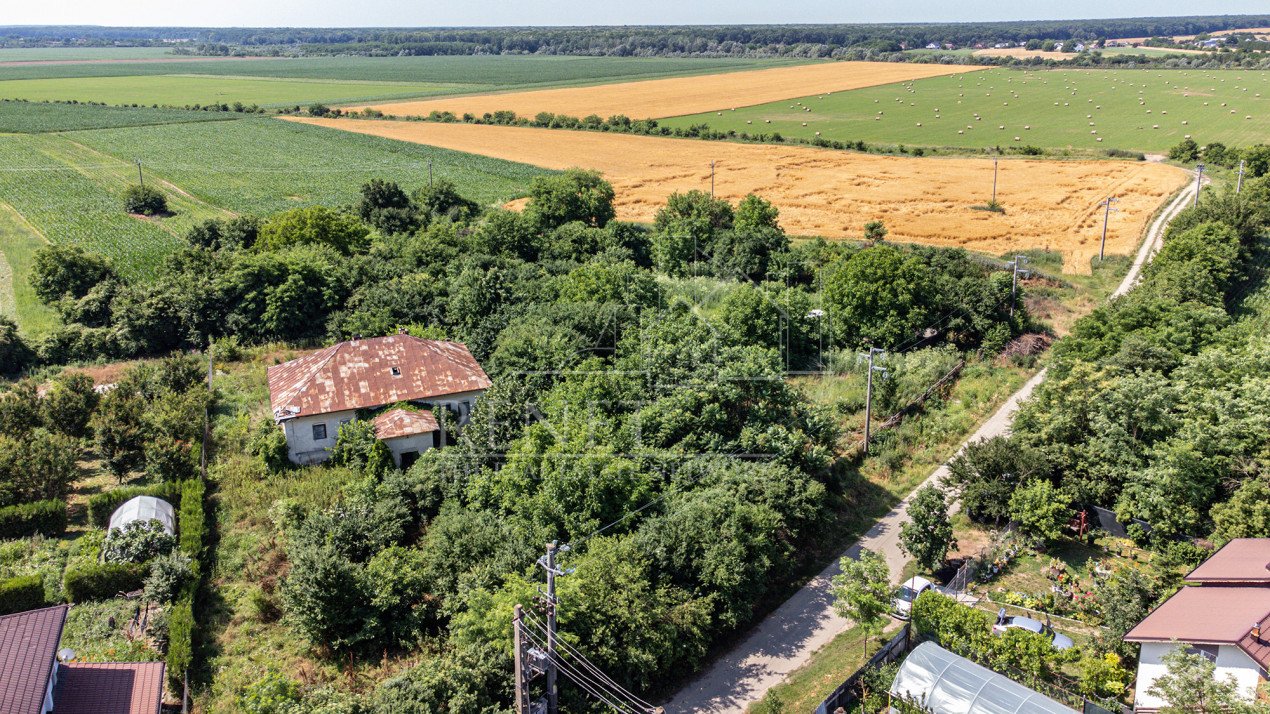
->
xmin=7 ymin=1 xmax=1269 ymax=28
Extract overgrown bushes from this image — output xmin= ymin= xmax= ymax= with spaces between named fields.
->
xmin=0 ymin=574 xmax=47 ymax=615
xmin=63 ymin=561 xmax=148 ymax=601
xmin=0 ymin=499 xmax=67 ymax=538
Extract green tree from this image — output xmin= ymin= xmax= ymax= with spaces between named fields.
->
xmin=1093 ymin=567 xmax=1161 ymax=658
xmin=0 ymin=316 xmax=33 ymax=376
xmin=946 ymin=436 xmax=1045 ymax=524
xmin=1168 ymin=137 xmax=1200 ymax=163
xmin=652 ymin=190 xmax=734 ymax=276
xmin=91 ymin=384 xmax=148 ymax=483
xmin=0 ymin=380 xmax=41 ymax=435
xmin=1211 ymin=478 xmax=1270 ymax=544
xmin=831 ymin=548 xmax=892 ymax=667
xmin=1147 ymin=646 xmax=1263 ymax=713
xmin=122 ymin=184 xmax=168 ymax=216
xmin=41 ymin=371 xmax=98 ymax=439
xmin=900 ymin=484 xmax=956 ymax=572
xmin=29 ymin=244 xmax=115 ymax=303
xmin=103 ymin=519 xmax=177 ymax=563
xmin=1008 ymin=480 xmax=1071 ymax=543
xmin=824 ymin=245 xmax=937 ymax=348
xmin=256 ymin=206 xmax=371 ymax=255
xmin=357 ymin=179 xmax=420 ymax=235
xmin=329 ymin=419 xmax=394 ymax=477
xmin=526 ymin=168 xmax=616 ymax=229
xmin=864 ymin=220 xmax=888 ymax=244
xmin=413 ymin=179 xmax=478 ymax=224
xmin=143 ymin=551 xmax=193 ymax=603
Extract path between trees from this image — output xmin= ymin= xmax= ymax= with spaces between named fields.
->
xmin=661 ymin=171 xmax=1200 ymax=713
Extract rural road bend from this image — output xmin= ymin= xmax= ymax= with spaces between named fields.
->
xmin=661 ymin=169 xmax=1199 ymax=714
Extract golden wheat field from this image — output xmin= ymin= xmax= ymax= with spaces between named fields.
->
xmin=288 ymin=117 xmax=1189 ymax=273
xmin=346 ymin=61 xmax=984 ymax=121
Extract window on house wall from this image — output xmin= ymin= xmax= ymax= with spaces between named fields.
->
xmin=1185 ymin=644 xmax=1219 ymax=662
xmin=312 ymin=423 xmax=327 ymax=441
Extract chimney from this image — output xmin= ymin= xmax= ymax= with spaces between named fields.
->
xmin=1254 ymin=622 xmax=1263 ymax=643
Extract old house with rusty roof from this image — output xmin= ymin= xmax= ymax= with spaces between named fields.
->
xmin=267 ymin=334 xmax=491 ymax=466
xmin=1125 ymin=538 xmax=1270 ymax=712
xmin=0 ymin=605 xmax=164 ymax=714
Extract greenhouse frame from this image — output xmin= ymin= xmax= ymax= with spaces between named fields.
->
xmin=108 ymin=496 xmax=177 ymax=535
xmin=889 ymin=641 xmax=1077 ymax=713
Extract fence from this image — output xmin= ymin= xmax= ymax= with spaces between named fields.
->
xmin=815 ymin=626 xmax=912 ymax=714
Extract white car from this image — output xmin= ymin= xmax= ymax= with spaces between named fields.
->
xmin=893 ymin=576 xmax=935 ymax=619
xmin=992 ymin=608 xmax=1075 ymax=650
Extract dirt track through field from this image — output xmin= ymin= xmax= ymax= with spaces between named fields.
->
xmin=288 ymin=117 xmax=1189 ymax=273
xmin=347 ymin=61 xmax=984 ymax=120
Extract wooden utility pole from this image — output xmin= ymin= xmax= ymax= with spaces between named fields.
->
xmin=1237 ymin=159 xmax=1246 ymax=194
xmin=710 ymin=160 xmax=716 ymax=197
xmin=135 ymin=159 xmax=144 ymax=189
xmin=1097 ymin=197 xmax=1118 ymax=262
xmin=1194 ymin=163 xmax=1206 ymax=207
xmin=1006 ymin=255 xmax=1031 ymax=316
xmin=544 ymin=544 xmax=559 ymax=714
xmin=513 ymin=604 xmax=529 ymax=714
xmin=991 ymin=156 xmax=999 ymax=205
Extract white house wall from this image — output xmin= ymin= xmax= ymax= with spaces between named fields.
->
xmin=383 ymin=433 xmax=434 ymax=467
xmin=283 ymin=409 xmax=358 ymax=465
xmin=1135 ymin=642 xmax=1264 ymax=710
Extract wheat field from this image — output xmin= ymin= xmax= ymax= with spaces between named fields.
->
xmin=288 ymin=117 xmax=1189 ymax=273
xmin=346 ymin=61 xmax=984 ymax=121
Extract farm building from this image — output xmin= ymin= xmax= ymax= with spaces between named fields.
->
xmin=267 ymin=334 xmax=491 ymax=466
xmin=1125 ymin=538 xmax=1270 ymax=712
xmin=0 ymin=605 xmax=164 ymax=714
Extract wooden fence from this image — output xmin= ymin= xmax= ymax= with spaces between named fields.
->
xmin=815 ymin=626 xmax=912 ymax=714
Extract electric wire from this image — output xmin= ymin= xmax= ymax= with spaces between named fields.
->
xmin=522 ymin=612 xmax=658 ymax=712
xmin=519 ymin=623 xmax=651 ymax=714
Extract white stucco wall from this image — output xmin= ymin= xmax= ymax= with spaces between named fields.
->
xmin=1135 ymin=641 xmax=1264 ymax=710
xmin=282 ymin=409 xmax=357 ymax=465
xmin=383 ymin=433 xmax=434 ymax=467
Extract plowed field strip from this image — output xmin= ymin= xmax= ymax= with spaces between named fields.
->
xmin=348 ymin=61 xmax=984 ymax=120
xmin=287 ymin=117 xmax=1188 ymax=274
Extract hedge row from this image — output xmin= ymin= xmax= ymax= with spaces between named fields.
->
xmin=168 ymin=477 xmax=207 ymax=691
xmin=0 ymin=574 xmax=47 ymax=615
xmin=0 ymin=499 xmax=68 ymax=539
xmin=63 ymin=561 xmax=147 ymax=602
xmin=86 ymin=481 xmax=185 ymax=528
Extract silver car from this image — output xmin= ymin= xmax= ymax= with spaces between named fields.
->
xmin=991 ymin=608 xmax=1074 ymax=650
xmin=892 ymin=576 xmax=935 ymax=620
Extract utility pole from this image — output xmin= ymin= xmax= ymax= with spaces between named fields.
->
xmin=513 ymin=604 xmax=529 ymax=714
xmin=1194 ymin=163 xmax=1205 ymax=207
xmin=1097 ymin=196 xmax=1119 ymax=262
xmin=135 ymin=159 xmax=144 ymax=189
xmin=1005 ymin=255 xmax=1031 ymax=316
xmin=428 ymin=158 xmax=434 ymax=188
xmin=710 ymin=160 xmax=716 ymax=198
xmin=861 ymin=346 xmax=887 ymax=454
xmin=991 ymin=157 xmax=999 ymax=206
xmin=536 ymin=543 xmax=571 ymax=714
xmin=1237 ymin=159 xmax=1246 ymax=194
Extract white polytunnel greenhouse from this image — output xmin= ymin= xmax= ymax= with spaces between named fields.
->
xmin=889 ymin=642 xmax=1076 ymax=714
xmin=108 ymin=496 xmax=176 ymax=535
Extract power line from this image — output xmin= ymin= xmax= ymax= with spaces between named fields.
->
xmin=519 ymin=612 xmax=658 ymax=714
xmin=523 ymin=613 xmax=658 ymax=712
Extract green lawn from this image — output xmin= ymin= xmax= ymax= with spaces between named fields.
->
xmin=660 ymin=67 xmax=1270 ymax=152
xmin=0 ymin=202 xmax=58 ymax=336
xmin=749 ymin=623 xmax=880 ymax=713
xmin=66 ymin=117 xmax=550 ymax=216
xmin=0 ymin=74 xmax=473 ymax=107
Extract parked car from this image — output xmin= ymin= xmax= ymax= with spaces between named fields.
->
xmin=893 ymin=576 xmax=935 ymax=619
xmin=992 ymin=608 xmax=1074 ymax=650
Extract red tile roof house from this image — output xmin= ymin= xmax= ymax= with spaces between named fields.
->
xmin=0 ymin=605 xmax=164 ymax=714
xmin=1125 ymin=538 xmax=1270 ymax=712
xmin=268 ymin=334 xmax=492 ymax=466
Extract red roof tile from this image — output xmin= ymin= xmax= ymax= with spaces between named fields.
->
xmin=1185 ymin=538 xmax=1270 ymax=585
xmin=268 ymin=335 xmax=490 ymax=421
xmin=373 ymin=408 xmax=439 ymax=439
xmin=0 ymin=604 xmax=67 ymax=714
xmin=1125 ymin=586 xmax=1270 ymax=649
xmin=1237 ymin=614 xmax=1270 ymax=672
xmin=55 ymin=661 xmax=165 ymax=714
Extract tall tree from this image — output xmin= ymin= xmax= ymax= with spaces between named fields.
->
xmin=900 ymin=484 xmax=957 ymax=572
xmin=1147 ymin=647 xmax=1266 ymax=713
xmin=831 ymin=548 xmax=892 ymax=676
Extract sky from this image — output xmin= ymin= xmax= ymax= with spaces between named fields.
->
xmin=6 ymin=1 xmax=1269 ymax=28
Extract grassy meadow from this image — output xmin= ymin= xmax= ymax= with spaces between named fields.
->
xmin=0 ymin=99 xmax=244 ymax=133
xmin=660 ymin=67 xmax=1270 ymax=152
xmin=0 ymin=46 xmax=181 ymax=62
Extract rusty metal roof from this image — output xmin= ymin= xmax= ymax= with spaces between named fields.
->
xmin=54 ymin=661 xmax=165 ymax=714
xmin=1186 ymin=538 xmax=1270 ymax=585
xmin=0 ymin=604 xmax=67 ymax=714
xmin=373 ymin=408 xmax=439 ymax=439
xmin=268 ymin=335 xmax=490 ymax=421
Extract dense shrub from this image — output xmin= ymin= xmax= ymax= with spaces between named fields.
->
xmin=63 ymin=561 xmax=148 ymax=601
xmin=0 ymin=499 xmax=67 ymax=538
xmin=86 ymin=481 xmax=184 ymax=528
xmin=102 ymin=519 xmax=176 ymax=564
xmin=122 ymin=184 xmax=168 ymax=215
xmin=166 ymin=590 xmax=194 ymax=690
xmin=178 ymin=478 xmax=205 ymax=559
xmin=0 ymin=315 xmax=34 ymax=376
xmin=0 ymin=574 xmax=48 ymax=615
xmin=144 ymin=552 xmax=193 ymax=603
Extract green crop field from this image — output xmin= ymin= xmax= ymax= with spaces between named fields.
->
xmin=0 ymin=74 xmax=475 ymax=107
xmin=0 ymin=202 xmax=58 ymax=336
xmin=0 ymin=99 xmax=243 ymax=133
xmin=0 ymin=54 xmax=800 ymax=85
xmin=66 ymin=118 xmax=550 ymax=217
xmin=0 ymin=47 xmax=181 ymax=62
xmin=660 ymin=67 xmax=1270 ymax=152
